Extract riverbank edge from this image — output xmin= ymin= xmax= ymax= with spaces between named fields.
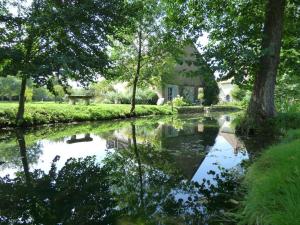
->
xmin=0 ymin=103 xmax=174 ymax=128
xmin=0 ymin=102 xmax=243 ymax=128
xmin=176 ymin=105 xmax=242 ymax=114
xmin=239 ymin=129 xmax=300 ymax=225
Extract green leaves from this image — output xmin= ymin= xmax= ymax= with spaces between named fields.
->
xmin=110 ymin=0 xmax=185 ymax=89
xmin=0 ymin=0 xmax=132 ymax=87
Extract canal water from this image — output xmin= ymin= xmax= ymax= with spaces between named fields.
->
xmin=0 ymin=113 xmax=251 ymax=224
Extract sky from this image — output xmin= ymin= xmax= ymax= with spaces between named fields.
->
xmin=197 ymin=32 xmax=209 ymax=52
xmin=8 ymin=0 xmax=32 ymax=15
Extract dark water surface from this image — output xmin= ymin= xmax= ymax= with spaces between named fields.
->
xmin=0 ymin=113 xmax=251 ymax=224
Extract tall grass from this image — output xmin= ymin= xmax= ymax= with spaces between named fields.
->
xmin=240 ymin=129 xmax=300 ymax=225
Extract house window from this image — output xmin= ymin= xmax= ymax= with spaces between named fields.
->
xmin=167 ymin=87 xmax=173 ymax=101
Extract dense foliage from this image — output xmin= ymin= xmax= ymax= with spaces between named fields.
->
xmin=0 ymin=76 xmax=65 ymax=101
xmin=194 ymin=53 xmax=219 ymax=105
xmin=103 ymin=88 xmax=158 ymax=105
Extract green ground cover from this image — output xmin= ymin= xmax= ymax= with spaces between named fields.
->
xmin=211 ymin=104 xmax=243 ymax=111
xmin=176 ymin=105 xmax=204 ymax=114
xmin=174 ymin=104 xmax=242 ymax=114
xmin=0 ymin=102 xmax=173 ymax=127
xmin=240 ymin=129 xmax=300 ymax=225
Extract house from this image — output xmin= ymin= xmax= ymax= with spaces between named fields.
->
xmin=217 ymin=115 xmax=244 ymax=153
xmin=156 ymin=45 xmax=205 ymax=104
xmin=110 ymin=44 xmax=214 ymax=105
xmin=218 ymin=79 xmax=234 ymax=102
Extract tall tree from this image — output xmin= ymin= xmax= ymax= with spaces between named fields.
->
xmin=166 ymin=0 xmax=296 ymax=125
xmin=111 ymin=0 xmax=183 ymax=114
xmin=0 ymin=0 xmax=131 ymax=125
xmin=247 ymin=0 xmax=286 ymax=123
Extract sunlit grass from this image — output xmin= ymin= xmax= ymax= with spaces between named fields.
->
xmin=241 ymin=129 xmax=300 ymax=225
xmin=0 ymin=102 xmax=173 ymax=127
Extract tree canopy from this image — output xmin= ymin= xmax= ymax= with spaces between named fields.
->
xmin=110 ymin=0 xmax=188 ymax=113
xmin=0 ymin=0 xmax=134 ymax=124
xmin=1 ymin=0 xmax=132 ymax=85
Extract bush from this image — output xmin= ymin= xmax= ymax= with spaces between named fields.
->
xmin=102 ymin=91 xmax=123 ymax=104
xmin=271 ymin=112 xmax=300 ymax=130
xmin=101 ymin=88 xmax=158 ymax=105
xmin=231 ymin=85 xmax=246 ymax=101
xmin=276 ymin=100 xmax=300 ymax=113
xmin=203 ymin=82 xmax=219 ymax=105
xmin=135 ymin=89 xmax=158 ymax=105
xmin=169 ymin=96 xmax=189 ymax=107
xmin=230 ymin=85 xmax=251 ymax=107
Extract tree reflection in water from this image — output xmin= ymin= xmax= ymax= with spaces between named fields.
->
xmin=0 ymin=120 xmax=243 ymax=225
xmin=0 ymin=156 xmax=118 ymax=224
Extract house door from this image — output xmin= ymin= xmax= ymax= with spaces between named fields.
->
xmin=167 ymin=85 xmax=178 ymax=101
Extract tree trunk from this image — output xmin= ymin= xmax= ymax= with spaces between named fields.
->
xmin=16 ymin=129 xmax=31 ymax=184
xmin=16 ymin=76 xmax=27 ymax=126
xmin=130 ymin=29 xmax=142 ymax=115
xmin=247 ymin=0 xmax=286 ymax=124
xmin=131 ymin=123 xmax=144 ymax=208
xmin=16 ymin=129 xmax=42 ymax=222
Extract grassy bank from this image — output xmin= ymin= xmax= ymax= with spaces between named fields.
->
xmin=176 ymin=105 xmax=204 ymax=114
xmin=211 ymin=104 xmax=243 ymax=112
xmin=175 ymin=104 xmax=242 ymax=114
xmin=241 ymin=129 xmax=300 ymax=225
xmin=234 ymin=110 xmax=300 ymax=136
xmin=0 ymin=102 xmax=173 ymax=127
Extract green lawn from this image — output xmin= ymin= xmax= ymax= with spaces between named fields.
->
xmin=241 ymin=129 xmax=300 ymax=225
xmin=0 ymin=102 xmax=173 ymax=127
